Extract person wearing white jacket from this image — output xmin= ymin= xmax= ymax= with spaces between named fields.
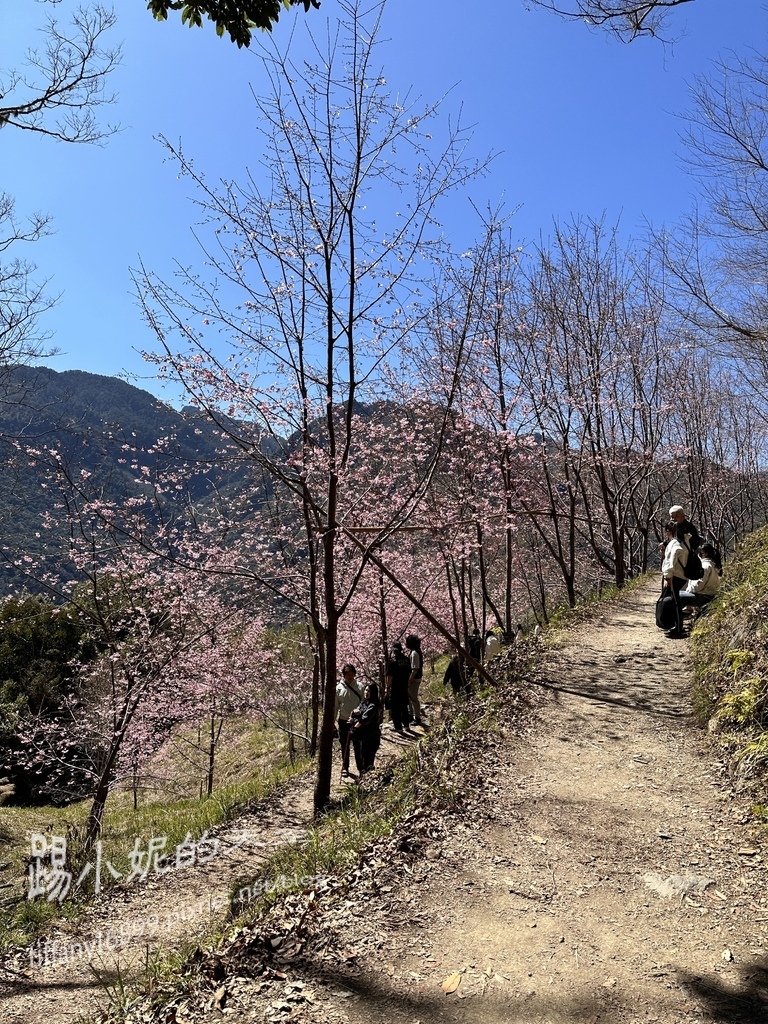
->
xmin=661 ymin=521 xmax=688 ymax=638
xmin=680 ymin=544 xmax=721 ymax=610
xmin=335 ymin=664 xmax=363 ymax=777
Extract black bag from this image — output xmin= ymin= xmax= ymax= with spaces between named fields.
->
xmin=655 ymin=586 xmax=676 ymax=630
xmin=683 ymin=540 xmax=705 ymax=581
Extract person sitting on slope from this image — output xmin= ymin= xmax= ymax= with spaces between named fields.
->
xmin=680 ymin=543 xmax=721 ymax=613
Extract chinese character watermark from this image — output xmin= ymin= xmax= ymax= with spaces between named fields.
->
xmin=27 ymin=830 xmax=222 ymax=902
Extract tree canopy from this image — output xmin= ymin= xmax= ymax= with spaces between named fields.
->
xmin=147 ymin=0 xmax=321 ymax=48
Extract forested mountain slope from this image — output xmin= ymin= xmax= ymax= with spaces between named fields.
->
xmin=0 ymin=366 xmax=242 ymax=589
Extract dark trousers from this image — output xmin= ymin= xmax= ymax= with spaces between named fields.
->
xmin=352 ymin=731 xmax=380 ymax=773
xmin=389 ymin=681 xmax=409 ymax=730
xmin=680 ymin=592 xmax=714 ymax=609
xmin=338 ymin=718 xmax=353 ymax=772
xmin=670 ymin=576 xmax=685 ymax=634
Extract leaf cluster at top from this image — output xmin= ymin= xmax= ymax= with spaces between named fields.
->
xmin=147 ymin=0 xmax=320 ymax=47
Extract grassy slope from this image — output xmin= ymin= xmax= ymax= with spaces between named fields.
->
xmin=0 ymin=719 xmax=307 ymax=949
xmin=690 ymin=526 xmax=768 ymax=803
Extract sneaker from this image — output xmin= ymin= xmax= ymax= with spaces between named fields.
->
xmin=412 ymin=718 xmax=422 ymax=726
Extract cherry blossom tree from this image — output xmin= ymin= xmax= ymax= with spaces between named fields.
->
xmin=3 ymin=434 xmax=275 ymax=844
xmin=13 ymin=552 xmax=240 ymax=846
xmin=135 ymin=0 xmax=485 ymax=811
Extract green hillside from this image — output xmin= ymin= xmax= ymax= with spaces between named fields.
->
xmin=0 ymin=366 xmax=244 ymax=591
xmin=691 ymin=528 xmax=768 ymax=797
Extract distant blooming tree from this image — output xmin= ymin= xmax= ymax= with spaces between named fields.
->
xmin=119 ymin=601 xmax=305 ymax=802
xmin=3 ymin=438 xmax=279 ymax=845
xmin=13 ymin=553 xmax=239 ymax=846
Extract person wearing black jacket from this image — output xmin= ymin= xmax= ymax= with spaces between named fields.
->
xmin=385 ymin=641 xmax=411 ymax=732
xmin=349 ymin=683 xmax=382 ymax=776
xmin=443 ymin=653 xmax=469 ymax=695
xmin=669 ymin=505 xmax=701 ymax=551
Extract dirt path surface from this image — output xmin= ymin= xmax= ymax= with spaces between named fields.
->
xmin=330 ymin=584 xmax=768 ymax=1024
xmin=2 ymin=582 xmax=767 ymax=1023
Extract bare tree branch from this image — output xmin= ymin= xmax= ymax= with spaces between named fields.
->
xmin=526 ymin=0 xmax=697 ymax=42
xmin=0 ymin=4 xmax=120 ymax=144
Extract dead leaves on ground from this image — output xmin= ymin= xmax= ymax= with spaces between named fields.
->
xmin=441 ymin=967 xmax=510 ymax=998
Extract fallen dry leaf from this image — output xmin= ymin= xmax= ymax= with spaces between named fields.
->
xmin=442 ymin=971 xmax=462 ymax=994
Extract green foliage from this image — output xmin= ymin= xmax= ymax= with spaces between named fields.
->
xmin=0 ymin=594 xmax=93 ymax=716
xmin=690 ymin=526 xmax=768 ymax=785
xmin=0 ymin=593 xmax=100 ymax=802
xmin=147 ymin=0 xmax=320 ymax=48
xmin=740 ymin=734 xmax=768 ymax=775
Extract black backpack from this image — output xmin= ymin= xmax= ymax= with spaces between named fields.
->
xmin=682 ymin=540 xmax=705 ymax=581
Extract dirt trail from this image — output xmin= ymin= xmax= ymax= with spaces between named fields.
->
xmin=2 ymin=582 xmax=767 ymax=1023
xmin=331 ymin=583 xmax=768 ymax=1024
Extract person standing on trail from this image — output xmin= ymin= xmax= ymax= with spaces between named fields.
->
xmin=349 ymin=682 xmax=382 ymax=776
xmin=467 ymin=628 xmax=482 ymax=678
xmin=485 ymin=630 xmax=501 ymax=661
xmin=385 ymin=641 xmax=411 ymax=732
xmin=443 ymin=653 xmax=469 ymax=696
xmin=405 ymin=634 xmax=424 ymax=727
xmin=661 ymin=521 xmax=688 ymax=638
xmin=669 ymin=504 xmax=701 ymax=551
xmin=335 ymin=664 xmax=362 ymax=778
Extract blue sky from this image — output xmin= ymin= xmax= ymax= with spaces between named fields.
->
xmin=4 ymin=1 xmax=767 ymax=402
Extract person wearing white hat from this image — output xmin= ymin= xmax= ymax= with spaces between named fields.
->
xmin=668 ymin=505 xmax=701 ymax=551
